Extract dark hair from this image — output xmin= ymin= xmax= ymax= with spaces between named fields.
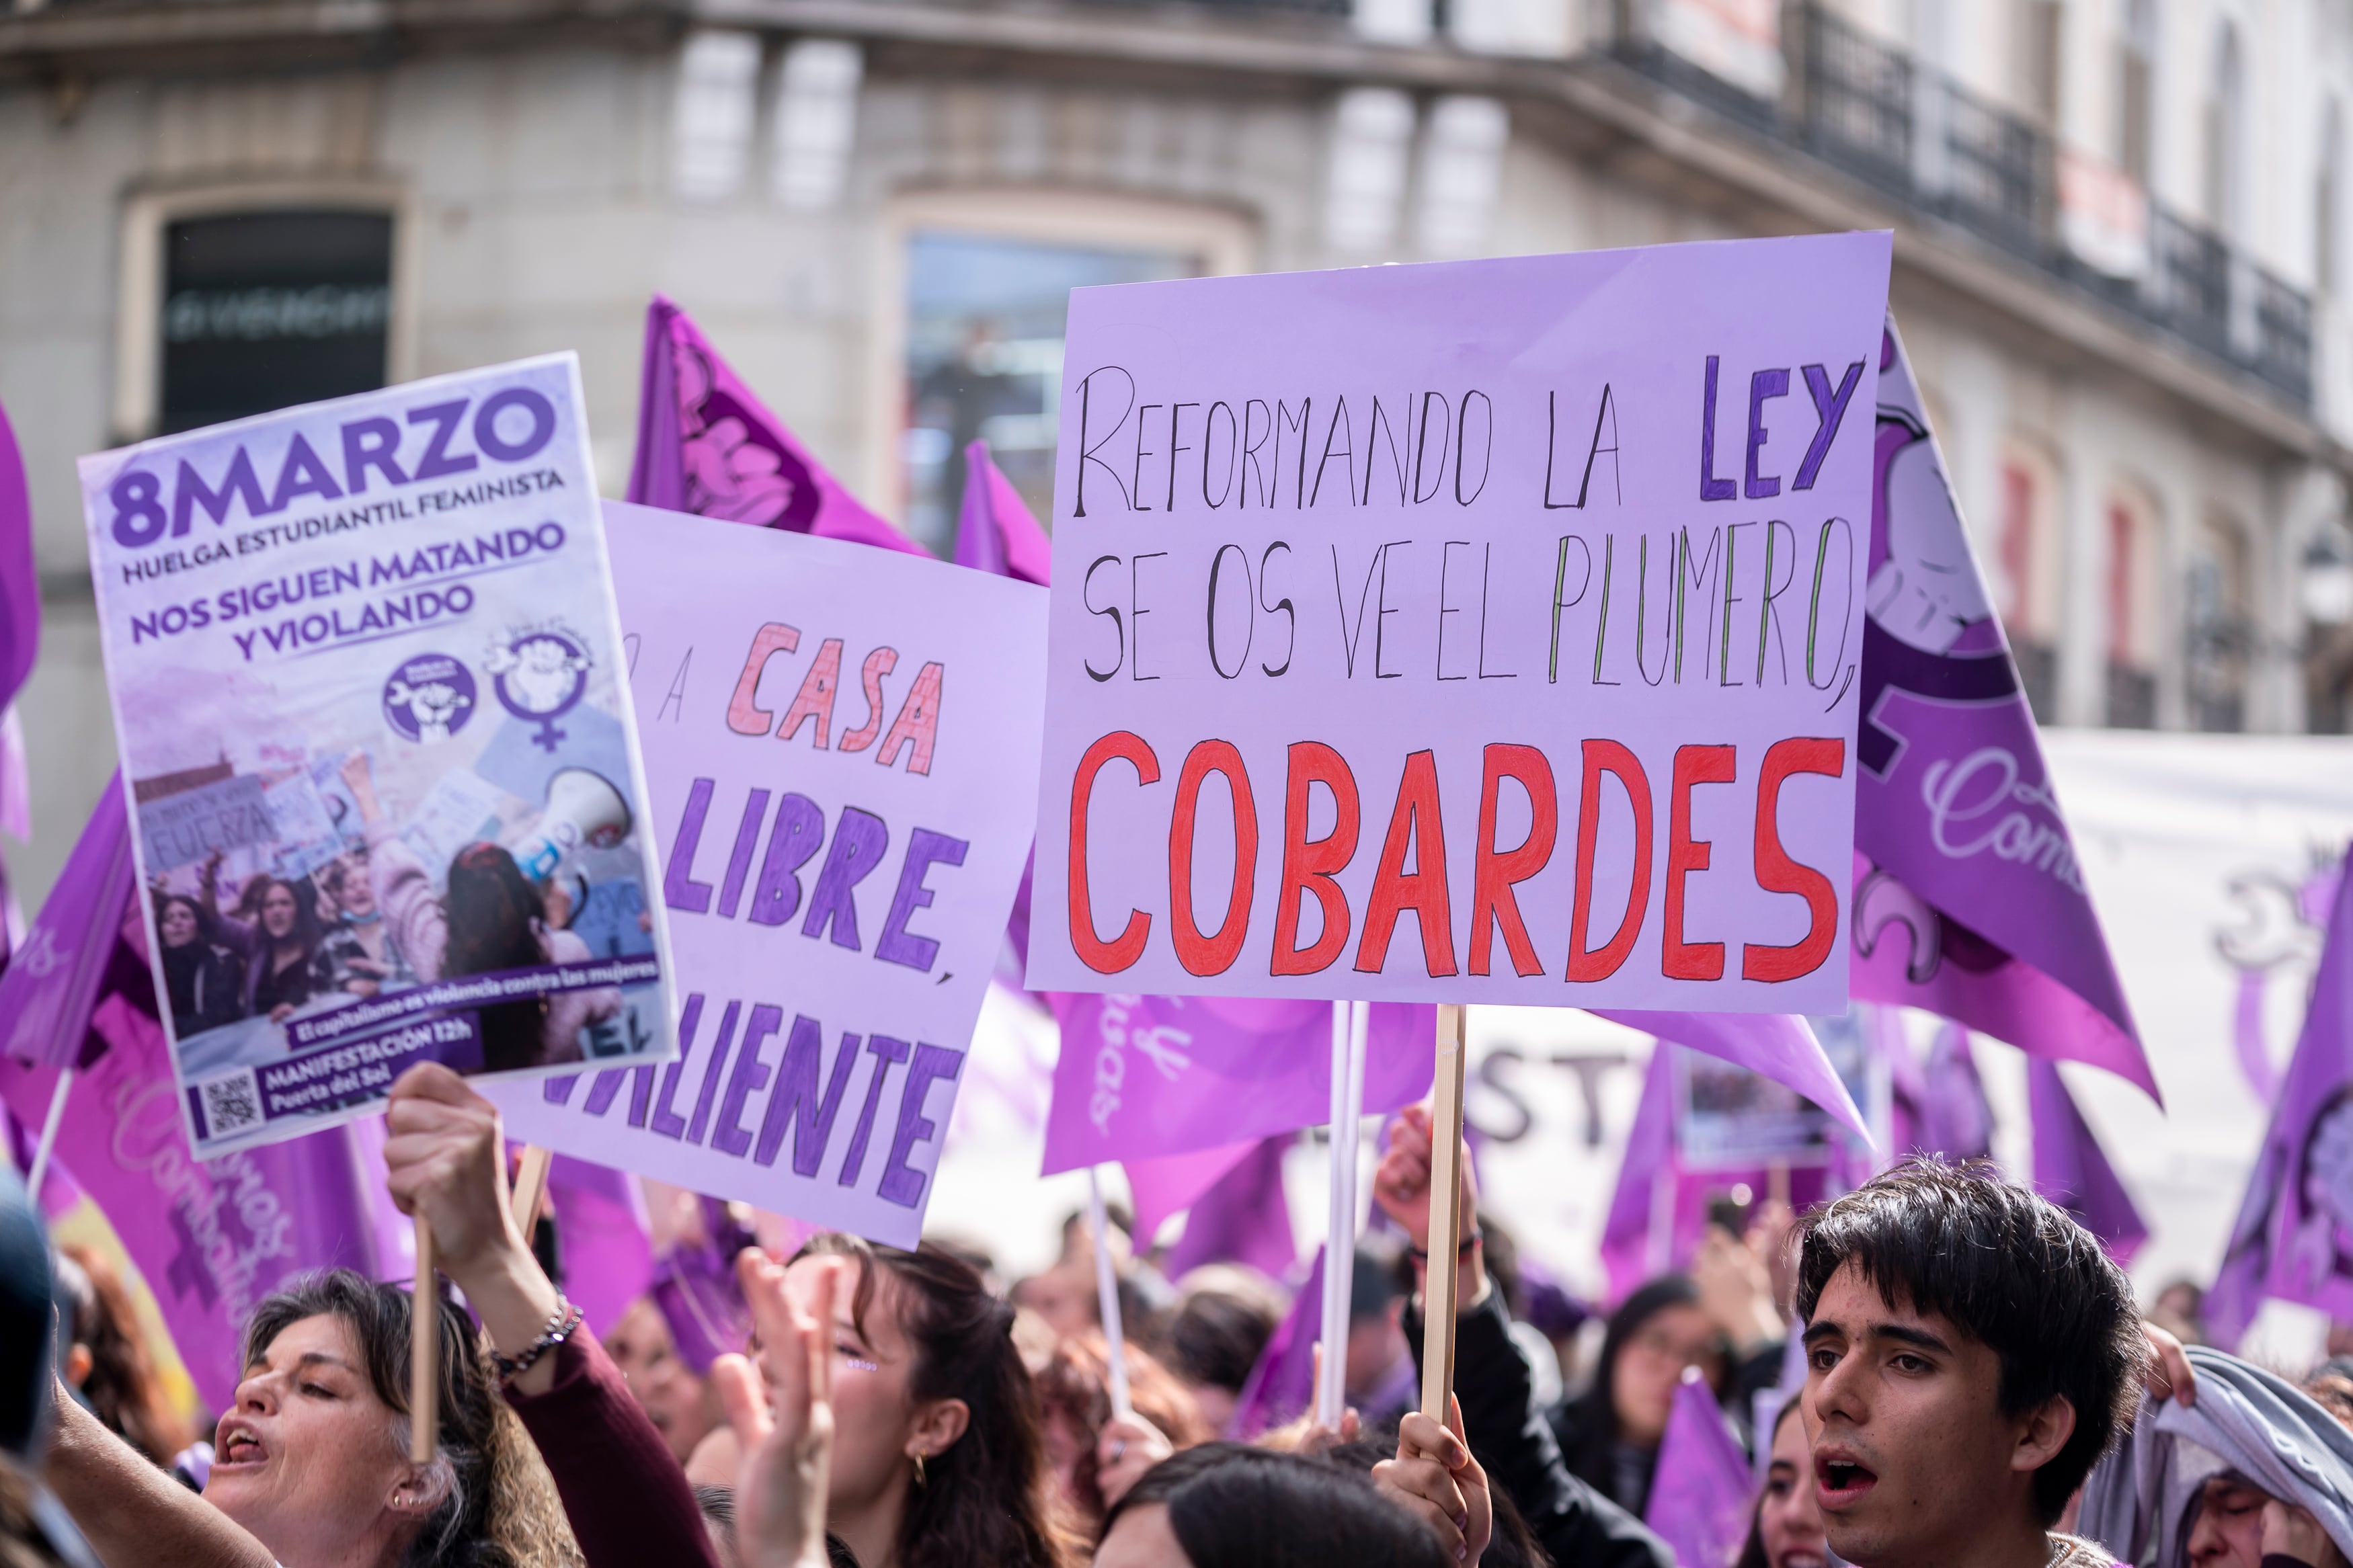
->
xmin=1794 ymin=1157 xmax=2148 ymax=1526
xmin=1556 ymin=1271 xmax=1723 ymax=1505
xmin=1104 ymin=1442 xmax=1447 ymax=1567
xmin=255 ymin=877 xmax=322 ymax=951
xmin=243 ymin=1270 xmax=573 ymax=1567
xmin=795 ymin=1235 xmax=1078 ymax=1568
xmin=155 ymin=892 xmax=211 ymax=943
xmin=1165 ymin=1289 xmax=1276 ymax=1395
xmin=443 ymin=843 xmax=548 ymax=1073
xmin=56 ymin=1245 xmax=191 ymax=1463
xmin=1320 ymin=1430 xmax=1548 ymax=1568
xmin=1734 ymin=1399 xmax=1808 ymax=1568
xmin=1032 ymin=1331 xmax=1209 ymax=1535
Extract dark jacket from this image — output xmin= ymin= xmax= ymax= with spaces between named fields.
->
xmin=1407 ymin=1288 xmax=1675 ymax=1568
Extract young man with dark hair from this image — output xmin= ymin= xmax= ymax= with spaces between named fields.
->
xmin=1796 ymin=1158 xmax=2149 ymax=1568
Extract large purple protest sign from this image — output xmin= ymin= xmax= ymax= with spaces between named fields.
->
xmin=79 ymin=355 xmax=677 ymax=1157
xmin=1646 ymin=1368 xmax=1755 ymax=1568
xmin=0 ymin=395 xmax=36 ymax=720
xmin=1028 ymin=235 xmax=1891 ymax=1013
xmin=1041 ymin=994 xmax=1434 ymax=1174
xmin=1849 ymin=322 xmax=2154 ymax=1101
xmin=0 ymin=773 xmax=132 ymax=1069
xmin=0 ymin=981 xmax=385 ymax=1410
xmin=629 ymin=295 xmax=924 ymax=559
xmin=2208 ymin=853 xmax=2353 ymax=1344
xmin=492 ymin=502 xmax=1047 ymax=1247
xmin=2026 ymin=1057 xmax=2146 ymax=1266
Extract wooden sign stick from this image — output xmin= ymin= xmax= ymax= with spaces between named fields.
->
xmin=511 ymin=1145 xmax=553 ymax=1235
xmin=1419 ymin=1003 xmax=1468 ymax=1422
xmin=411 ymin=1216 xmax=438 ymax=1464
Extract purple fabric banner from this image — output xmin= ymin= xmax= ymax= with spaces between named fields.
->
xmin=1595 ymin=1009 xmax=1866 ymax=1139
xmin=1646 ymin=1368 xmax=1755 ymax=1568
xmin=1228 ymin=1243 xmax=1322 ymax=1440
xmin=546 ymin=1153 xmax=653 ymax=1339
xmin=953 ymin=441 xmax=1051 ymax=587
xmin=1041 ymin=994 xmax=1433 ymax=1174
xmin=1162 ymin=1133 xmax=1296 ymax=1280
xmin=0 ymin=393 xmax=38 ymax=716
xmin=627 ymin=295 xmax=925 ymax=558
xmin=1917 ymin=1020 xmax=1994 ymax=1163
xmin=0 ymin=978 xmax=384 ymax=1410
xmin=2204 ymin=857 xmax=2353 ymax=1343
xmin=0 ymin=772 xmax=133 ymax=1069
xmin=1123 ymin=1138 xmax=1261 ymax=1242
xmin=2026 ymin=1057 xmax=2147 ymax=1265
xmin=1851 ymin=321 xmax=2154 ymax=1102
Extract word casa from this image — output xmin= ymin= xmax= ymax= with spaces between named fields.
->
xmin=726 ymin=622 xmax=944 ymax=776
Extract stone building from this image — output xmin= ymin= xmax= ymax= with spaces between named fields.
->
xmin=4 ymin=0 xmax=2350 ymax=903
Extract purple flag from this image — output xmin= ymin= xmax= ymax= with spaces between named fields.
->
xmin=1917 ymin=1021 xmax=1995 ymax=1163
xmin=953 ymin=441 xmax=1051 ymax=587
xmin=1042 ymin=995 xmax=1433 ymax=1173
xmin=1596 ymin=1010 xmax=1866 ymax=1141
xmin=2210 ymin=852 xmax=2353 ymax=1344
xmin=1851 ymin=320 xmax=2155 ymax=1102
xmin=1163 ymin=1134 xmax=1296 ymax=1280
xmin=0 ymin=394 xmax=37 ymax=716
xmin=545 ymin=1153 xmax=653 ymax=1339
xmin=2026 ymin=1057 xmax=2146 ymax=1265
xmin=1124 ymin=1139 xmax=1261 ymax=1242
xmin=0 ymin=773 xmax=133 ymax=1069
xmin=0 ymin=978 xmax=383 ymax=1410
xmin=627 ymin=295 xmax=925 ymax=557
xmin=1646 ymin=1368 xmax=1755 ymax=1568
xmin=1228 ymin=1244 xmax=1322 ymax=1440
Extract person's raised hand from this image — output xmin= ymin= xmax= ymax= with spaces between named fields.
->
xmin=1094 ymin=1411 xmax=1173 ymax=1508
xmin=715 ymin=1248 xmax=840 ymax=1568
xmin=1373 ymin=1397 xmax=1492 ymax=1564
xmin=2141 ymin=1319 xmax=2196 ymax=1407
xmin=1372 ymin=1102 xmax=1484 ymax=1312
xmin=383 ymin=1063 xmax=563 ymax=1390
xmin=1692 ymin=1225 xmax=1782 ymax=1355
xmin=2261 ymin=1499 xmax=2338 ymax=1567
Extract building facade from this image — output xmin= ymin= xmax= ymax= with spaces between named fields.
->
xmin=4 ymin=0 xmax=2350 ymax=905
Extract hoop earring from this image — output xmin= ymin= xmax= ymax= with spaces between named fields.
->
xmin=912 ymin=1450 xmax=928 ymax=1487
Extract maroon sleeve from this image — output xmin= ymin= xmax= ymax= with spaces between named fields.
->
xmin=504 ymin=1330 xmax=723 ymax=1568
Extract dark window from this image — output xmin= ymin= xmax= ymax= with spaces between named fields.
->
xmin=159 ymin=209 xmax=393 ymax=435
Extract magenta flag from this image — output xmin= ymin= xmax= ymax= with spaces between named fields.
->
xmin=1163 ymin=1134 xmax=1295 ymax=1280
xmin=1917 ymin=1021 xmax=1995 ymax=1163
xmin=2026 ymin=1057 xmax=2146 ymax=1266
xmin=627 ymin=295 xmax=924 ymax=557
xmin=1123 ymin=1139 xmax=1260 ymax=1241
xmin=1646 ymin=1369 xmax=1755 ymax=1568
xmin=1041 ymin=995 xmax=1433 ymax=1174
xmin=1228 ymin=1244 xmax=1321 ymax=1440
xmin=2204 ymin=856 xmax=2353 ymax=1344
xmin=0 ymin=979 xmax=384 ymax=1409
xmin=0 ymin=394 xmax=37 ymax=716
xmin=1851 ymin=321 xmax=2153 ymax=1102
xmin=546 ymin=1153 xmax=654 ymax=1338
xmin=953 ymin=441 xmax=1051 ymax=587
xmin=0 ymin=772 xmax=133 ymax=1069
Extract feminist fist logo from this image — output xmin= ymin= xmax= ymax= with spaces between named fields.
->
xmin=486 ymin=625 xmax=590 ymax=753
xmin=382 ymin=654 xmax=477 ymax=744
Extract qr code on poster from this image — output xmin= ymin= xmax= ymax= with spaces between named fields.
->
xmin=199 ymin=1069 xmax=264 ymax=1138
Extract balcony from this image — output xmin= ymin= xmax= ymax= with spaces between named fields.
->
xmin=1613 ymin=3 xmax=2313 ymax=408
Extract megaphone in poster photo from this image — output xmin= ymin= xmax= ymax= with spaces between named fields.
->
xmin=509 ymin=766 xmax=633 ymax=880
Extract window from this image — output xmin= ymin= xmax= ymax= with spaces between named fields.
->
xmin=901 ymin=232 xmax=1194 ymax=552
xmin=2321 ymin=97 xmax=2343 ymax=295
xmin=2104 ymin=489 xmax=2161 ymax=728
xmin=1998 ymin=453 xmax=2061 ymax=722
xmin=2118 ymin=0 xmax=2157 ymax=184
xmin=159 ymin=210 xmax=393 ymax=435
xmin=2016 ymin=0 xmax=2063 ymax=128
xmin=2204 ymin=20 xmax=2244 ymax=235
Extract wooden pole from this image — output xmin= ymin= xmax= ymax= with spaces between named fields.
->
xmin=1086 ymin=1167 xmax=1133 ymax=1420
xmin=410 ymin=1216 xmax=438 ymax=1464
xmin=510 ymin=1145 xmax=553 ymax=1235
xmin=1419 ymin=1003 xmax=1468 ymax=1421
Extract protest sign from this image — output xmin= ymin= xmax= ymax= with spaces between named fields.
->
xmin=491 ymin=501 xmax=1048 ymax=1247
xmin=78 ymin=355 xmax=674 ymax=1158
xmin=1026 ymin=233 xmax=1892 ymax=1013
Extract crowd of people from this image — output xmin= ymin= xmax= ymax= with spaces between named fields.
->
xmin=9 ymin=1063 xmax=2353 ymax=1568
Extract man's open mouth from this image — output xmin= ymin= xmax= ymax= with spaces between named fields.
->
xmin=1814 ymin=1453 xmax=1878 ymax=1505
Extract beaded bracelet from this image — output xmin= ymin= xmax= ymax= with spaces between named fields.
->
xmin=491 ymin=1298 xmax=583 ymax=1383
